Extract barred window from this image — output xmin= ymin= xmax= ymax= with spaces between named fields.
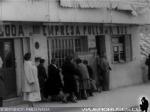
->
xmin=48 ymin=36 xmax=88 ymax=67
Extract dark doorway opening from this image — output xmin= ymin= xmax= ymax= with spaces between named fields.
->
xmin=95 ymin=35 xmax=109 ymax=91
xmin=95 ymin=35 xmax=106 ymax=56
xmin=0 ymin=39 xmax=17 ymax=99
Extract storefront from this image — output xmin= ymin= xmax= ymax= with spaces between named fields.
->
xmin=0 ymin=23 xmax=30 ymax=99
xmin=0 ymin=22 xmax=142 ymax=99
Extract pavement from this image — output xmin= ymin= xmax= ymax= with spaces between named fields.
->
xmin=5 ymin=82 xmax=150 ymax=112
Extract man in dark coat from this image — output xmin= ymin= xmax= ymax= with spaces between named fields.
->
xmin=98 ymin=54 xmax=111 ymax=91
xmin=62 ymin=56 xmax=80 ymax=103
xmin=145 ymin=54 xmax=150 ymax=80
xmin=47 ymin=59 xmax=63 ymax=101
xmin=37 ymin=58 xmax=48 ymax=100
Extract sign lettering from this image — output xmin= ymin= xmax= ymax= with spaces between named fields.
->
xmin=0 ymin=24 xmax=25 ymax=37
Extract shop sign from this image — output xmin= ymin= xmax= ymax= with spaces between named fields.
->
xmin=0 ymin=24 xmax=24 ymax=37
xmin=42 ymin=24 xmax=128 ymax=36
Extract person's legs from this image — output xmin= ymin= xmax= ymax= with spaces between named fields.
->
xmin=103 ymin=72 xmax=109 ymax=91
xmin=87 ymin=89 xmax=93 ymax=96
xmin=81 ymin=89 xmax=87 ymax=100
xmin=0 ymin=97 xmax=3 ymax=107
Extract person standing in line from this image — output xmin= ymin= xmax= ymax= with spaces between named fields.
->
xmin=61 ymin=56 xmax=79 ymax=103
xmin=37 ymin=58 xmax=48 ymax=101
xmin=22 ymin=53 xmax=41 ymax=107
xmin=99 ymin=54 xmax=111 ymax=91
xmin=145 ymin=54 xmax=150 ymax=80
xmin=46 ymin=59 xmax=64 ymax=102
xmin=75 ymin=58 xmax=90 ymax=100
xmin=96 ymin=55 xmax=103 ymax=92
xmin=83 ymin=60 xmax=95 ymax=96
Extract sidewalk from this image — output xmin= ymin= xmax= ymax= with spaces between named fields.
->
xmin=8 ymin=82 xmax=150 ymax=109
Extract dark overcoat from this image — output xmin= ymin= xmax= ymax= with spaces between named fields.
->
xmin=62 ymin=61 xmax=79 ymax=94
xmin=37 ymin=64 xmax=47 ymax=94
xmin=99 ymin=57 xmax=111 ymax=91
xmin=47 ymin=64 xmax=63 ymax=95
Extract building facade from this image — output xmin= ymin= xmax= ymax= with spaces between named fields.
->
xmin=0 ymin=0 xmax=149 ymax=99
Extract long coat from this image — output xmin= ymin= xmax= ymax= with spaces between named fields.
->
xmin=22 ymin=61 xmax=40 ymax=93
xmin=76 ymin=63 xmax=90 ymax=90
xmin=23 ymin=61 xmax=41 ymax=101
xmin=37 ymin=64 xmax=47 ymax=92
xmin=46 ymin=64 xmax=63 ymax=96
xmin=62 ymin=61 xmax=79 ymax=94
xmin=99 ymin=57 xmax=111 ymax=91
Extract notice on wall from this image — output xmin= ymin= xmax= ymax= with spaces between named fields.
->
xmin=77 ymin=52 xmax=94 ymax=61
xmin=88 ymin=35 xmax=96 ymax=49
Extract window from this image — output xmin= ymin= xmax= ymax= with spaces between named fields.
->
xmin=49 ymin=36 xmax=88 ymax=67
xmin=112 ymin=35 xmax=132 ymax=63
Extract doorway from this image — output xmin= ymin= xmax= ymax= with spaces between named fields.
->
xmin=95 ymin=35 xmax=106 ymax=56
xmin=0 ymin=39 xmax=17 ymax=99
xmin=95 ymin=35 xmax=109 ymax=90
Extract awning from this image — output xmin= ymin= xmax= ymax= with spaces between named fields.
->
xmin=59 ymin=0 xmax=150 ymax=16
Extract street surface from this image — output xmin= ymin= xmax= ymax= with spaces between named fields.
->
xmin=9 ymin=82 xmax=150 ymax=112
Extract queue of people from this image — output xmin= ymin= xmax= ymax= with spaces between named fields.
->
xmin=22 ymin=52 xmax=111 ymax=106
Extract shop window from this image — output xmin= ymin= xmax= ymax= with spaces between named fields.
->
xmin=50 ymin=36 xmax=88 ymax=67
xmin=112 ymin=35 xmax=132 ymax=63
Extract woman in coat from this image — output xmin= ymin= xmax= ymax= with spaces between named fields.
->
xmin=76 ymin=58 xmax=90 ymax=100
xmin=83 ymin=60 xmax=95 ymax=96
xmin=47 ymin=59 xmax=63 ymax=101
xmin=22 ymin=53 xmax=41 ymax=107
xmin=61 ymin=56 xmax=80 ymax=103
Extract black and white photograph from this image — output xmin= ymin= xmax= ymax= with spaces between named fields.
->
xmin=0 ymin=0 xmax=150 ymax=112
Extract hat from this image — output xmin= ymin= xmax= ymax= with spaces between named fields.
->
xmin=40 ymin=58 xmax=45 ymax=63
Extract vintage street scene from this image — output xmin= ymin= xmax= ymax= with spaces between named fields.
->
xmin=0 ymin=0 xmax=150 ymax=112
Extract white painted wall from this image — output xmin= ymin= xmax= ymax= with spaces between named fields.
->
xmin=14 ymin=39 xmax=23 ymax=96
xmin=30 ymin=34 xmax=48 ymax=72
xmin=0 ymin=0 xmax=150 ymax=24
xmin=107 ymin=26 xmax=143 ymax=89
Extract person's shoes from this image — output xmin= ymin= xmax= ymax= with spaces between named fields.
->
xmin=89 ymin=93 xmax=93 ymax=96
xmin=70 ymin=96 xmax=77 ymax=103
xmin=77 ymin=96 xmax=82 ymax=100
xmin=0 ymin=97 xmax=3 ymax=107
xmin=61 ymin=97 xmax=68 ymax=103
xmin=82 ymin=96 xmax=88 ymax=100
xmin=70 ymin=98 xmax=77 ymax=103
